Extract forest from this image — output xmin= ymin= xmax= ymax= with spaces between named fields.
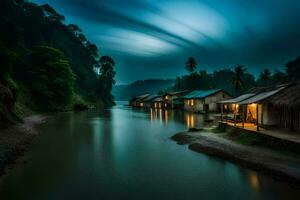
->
xmin=0 ymin=0 xmax=116 ymax=124
xmin=172 ymin=57 xmax=300 ymax=96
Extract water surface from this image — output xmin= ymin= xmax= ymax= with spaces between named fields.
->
xmin=0 ymin=103 xmax=299 ymax=200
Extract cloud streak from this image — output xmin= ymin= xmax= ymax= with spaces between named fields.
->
xmin=35 ymin=0 xmax=300 ymax=83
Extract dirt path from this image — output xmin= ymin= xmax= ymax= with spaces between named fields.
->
xmin=0 ymin=115 xmax=47 ymax=176
xmin=171 ymin=131 xmax=300 ymax=183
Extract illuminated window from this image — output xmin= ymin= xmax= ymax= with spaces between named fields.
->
xmin=191 ymin=99 xmax=194 ymax=106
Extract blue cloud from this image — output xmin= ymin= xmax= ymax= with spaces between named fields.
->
xmin=34 ymin=0 xmax=300 ymax=83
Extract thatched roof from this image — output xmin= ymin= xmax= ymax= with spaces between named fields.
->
xmin=267 ymin=83 xmax=300 ymax=109
xmin=240 ymin=86 xmax=286 ymax=105
xmin=219 ymin=93 xmax=256 ymax=104
xmin=247 ymin=84 xmax=289 ymax=94
xmin=164 ymin=90 xmax=189 ymax=96
xmin=143 ymin=95 xmax=160 ymax=102
xmin=183 ymin=89 xmax=222 ymax=99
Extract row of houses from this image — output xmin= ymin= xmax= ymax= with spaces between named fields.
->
xmin=129 ymin=83 xmax=300 ymax=133
xmin=129 ymin=89 xmax=232 ymax=113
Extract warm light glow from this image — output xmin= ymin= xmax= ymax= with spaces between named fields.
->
xmin=165 ymin=110 xmax=169 ymax=125
xmin=191 ymin=99 xmax=194 ymax=106
xmin=187 ymin=100 xmax=190 ymax=105
xmin=165 ymin=96 xmax=169 ymax=100
xmin=186 ymin=114 xmax=195 ymax=128
xmin=159 ymin=109 xmax=162 ymax=124
xmin=154 ymin=103 xmax=157 ymax=108
xmin=150 ymin=108 xmax=153 ymax=121
xmin=140 ymin=102 xmax=144 ymax=107
xmin=165 ymin=103 xmax=167 ymax=107
xmin=233 ymin=103 xmax=239 ymax=113
xmin=250 ymin=103 xmax=257 ymax=107
xmin=249 ymin=172 xmax=260 ymax=191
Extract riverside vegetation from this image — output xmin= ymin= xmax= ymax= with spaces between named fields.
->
xmin=0 ymin=0 xmax=116 ymax=126
xmin=0 ymin=0 xmax=116 ymax=175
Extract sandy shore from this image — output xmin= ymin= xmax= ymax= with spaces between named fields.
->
xmin=0 ymin=115 xmax=47 ymax=176
xmin=171 ymin=130 xmax=300 ymax=183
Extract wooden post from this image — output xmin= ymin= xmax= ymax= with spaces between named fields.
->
xmin=256 ymin=103 xmax=259 ymax=131
xmin=234 ymin=104 xmax=237 ymax=127
xmin=261 ymin=104 xmax=264 ymax=127
xmin=242 ymin=105 xmax=245 ymax=128
xmin=221 ymin=104 xmax=224 ymax=121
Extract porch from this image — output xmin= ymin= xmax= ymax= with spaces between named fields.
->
xmin=221 ymin=121 xmax=300 ymax=145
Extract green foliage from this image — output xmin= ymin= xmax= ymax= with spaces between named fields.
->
xmin=173 ymin=65 xmax=256 ymax=96
xmin=256 ymin=69 xmax=288 ymax=87
xmin=28 ymin=45 xmax=75 ymax=110
xmin=72 ymin=94 xmax=89 ymax=111
xmin=0 ymin=0 xmax=115 ymax=116
xmin=0 ymin=43 xmax=18 ymax=102
xmin=286 ymin=56 xmax=300 ymax=81
xmin=41 ymin=4 xmax=65 ymax=23
xmin=185 ymin=57 xmax=197 ymax=73
xmin=97 ymin=56 xmax=116 ymax=106
xmin=231 ymin=65 xmax=246 ymax=94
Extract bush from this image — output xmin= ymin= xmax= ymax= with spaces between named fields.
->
xmin=72 ymin=94 xmax=89 ymax=111
xmin=28 ymin=45 xmax=75 ymax=110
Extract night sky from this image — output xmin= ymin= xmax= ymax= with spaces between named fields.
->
xmin=35 ymin=0 xmax=300 ymax=84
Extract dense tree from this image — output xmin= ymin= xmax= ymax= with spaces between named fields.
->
xmin=174 ymin=77 xmax=183 ymax=91
xmin=86 ymin=43 xmax=99 ymax=58
xmin=286 ymin=57 xmax=300 ymax=81
xmin=29 ymin=46 xmax=75 ymax=110
xmin=41 ymin=4 xmax=65 ymax=23
xmin=67 ymin=24 xmax=82 ymax=36
xmin=0 ymin=0 xmax=115 ymax=123
xmin=231 ymin=65 xmax=246 ymax=95
xmin=199 ymin=70 xmax=212 ymax=89
xmin=98 ymin=56 xmax=116 ymax=106
xmin=78 ymin=33 xmax=87 ymax=44
xmin=0 ymin=43 xmax=18 ymax=93
xmin=185 ymin=57 xmax=197 ymax=73
xmin=257 ymin=68 xmax=271 ymax=86
xmin=272 ymin=69 xmax=288 ymax=84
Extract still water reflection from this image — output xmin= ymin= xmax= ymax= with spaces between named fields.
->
xmin=149 ymin=108 xmax=212 ymax=129
xmin=0 ymin=104 xmax=299 ymax=200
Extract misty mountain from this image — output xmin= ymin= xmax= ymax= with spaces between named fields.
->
xmin=113 ymin=79 xmax=175 ymax=100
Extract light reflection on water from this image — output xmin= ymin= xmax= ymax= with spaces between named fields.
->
xmin=149 ymin=108 xmax=213 ymax=129
xmin=0 ymin=104 xmax=299 ymax=200
xmin=249 ymin=171 xmax=261 ymax=191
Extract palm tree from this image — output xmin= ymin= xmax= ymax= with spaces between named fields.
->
xmin=257 ymin=68 xmax=271 ymax=86
xmin=259 ymin=69 xmax=271 ymax=80
xmin=231 ymin=65 xmax=245 ymax=93
xmin=185 ymin=57 xmax=197 ymax=73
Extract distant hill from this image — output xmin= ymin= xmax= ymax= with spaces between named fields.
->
xmin=113 ymin=79 xmax=175 ymax=100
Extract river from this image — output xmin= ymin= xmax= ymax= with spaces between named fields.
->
xmin=0 ymin=102 xmax=299 ymax=200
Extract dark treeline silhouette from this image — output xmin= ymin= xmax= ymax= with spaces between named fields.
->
xmin=113 ymin=79 xmax=175 ymax=101
xmin=173 ymin=57 xmax=299 ymax=96
xmin=0 ymin=0 xmax=115 ymax=123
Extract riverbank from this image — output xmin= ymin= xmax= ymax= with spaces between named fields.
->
xmin=0 ymin=115 xmax=46 ymax=176
xmin=171 ymin=129 xmax=300 ymax=184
